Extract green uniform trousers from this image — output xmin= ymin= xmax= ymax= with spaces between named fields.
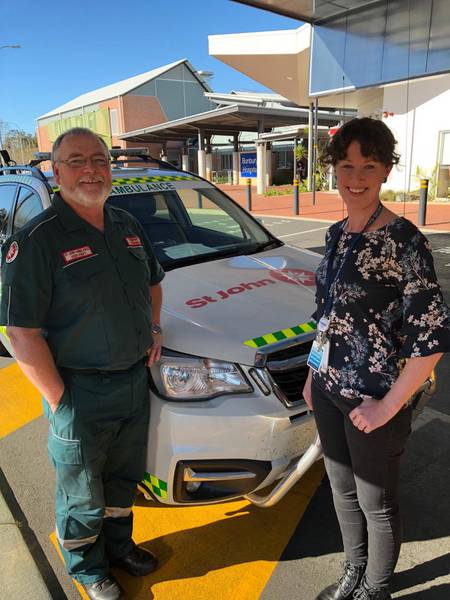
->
xmin=44 ymin=359 xmax=149 ymax=584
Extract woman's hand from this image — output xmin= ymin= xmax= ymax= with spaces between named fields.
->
xmin=146 ymin=333 xmax=162 ymax=366
xmin=302 ymin=368 xmax=313 ymax=411
xmin=349 ymin=397 xmax=397 ymax=433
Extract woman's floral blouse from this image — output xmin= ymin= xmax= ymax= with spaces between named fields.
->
xmin=313 ymin=216 xmax=450 ymax=400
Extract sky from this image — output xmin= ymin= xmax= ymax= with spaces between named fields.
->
xmin=0 ymin=0 xmax=300 ymax=134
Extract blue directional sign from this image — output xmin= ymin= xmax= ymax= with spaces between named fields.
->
xmin=240 ymin=152 xmax=257 ymax=178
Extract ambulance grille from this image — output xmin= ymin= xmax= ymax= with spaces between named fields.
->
xmin=266 ymin=340 xmax=314 ymax=406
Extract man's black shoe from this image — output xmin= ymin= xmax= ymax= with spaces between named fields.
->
xmin=81 ymin=575 xmax=125 ymax=600
xmin=112 ymin=545 xmax=158 ymax=577
xmin=316 ymin=561 xmax=366 ymax=600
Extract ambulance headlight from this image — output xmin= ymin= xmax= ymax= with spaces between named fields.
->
xmin=150 ymin=355 xmax=252 ymax=400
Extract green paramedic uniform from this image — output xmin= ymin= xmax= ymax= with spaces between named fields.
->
xmin=0 ymin=193 xmax=165 ymax=584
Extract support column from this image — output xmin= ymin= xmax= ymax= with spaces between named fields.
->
xmin=312 ymin=97 xmax=318 ymax=206
xmin=307 ymin=103 xmax=313 ymax=191
xmin=232 ymin=134 xmax=239 ymax=185
xmin=293 ymin=137 xmax=298 ymax=183
xmin=256 ymin=120 xmax=266 ymax=195
xmin=197 ymin=129 xmax=206 ymax=178
xmin=160 ymin=142 xmax=168 ymax=163
xmin=266 ymin=142 xmax=272 ymax=186
xmin=182 ymin=144 xmax=189 ymax=171
xmin=205 ymin=135 xmax=212 ymax=181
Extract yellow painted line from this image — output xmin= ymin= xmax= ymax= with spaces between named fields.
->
xmin=49 ymin=534 xmax=89 ymax=599
xmin=0 ymin=363 xmax=43 ymax=439
xmin=50 ymin=461 xmax=324 ymax=599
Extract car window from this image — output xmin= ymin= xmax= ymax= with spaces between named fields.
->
xmin=0 ymin=184 xmax=17 ymax=243
xmin=13 ymin=186 xmax=43 ymax=234
xmin=107 ymin=184 xmax=275 ymax=269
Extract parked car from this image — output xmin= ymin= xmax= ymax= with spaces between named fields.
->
xmin=0 ymin=149 xmax=433 ymax=507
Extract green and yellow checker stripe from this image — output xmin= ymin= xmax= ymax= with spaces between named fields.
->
xmin=52 ymin=174 xmax=199 ymax=192
xmin=0 ymin=325 xmax=9 ymax=341
xmin=143 ymin=472 xmax=168 ymax=499
xmin=244 ymin=320 xmax=316 ymax=348
xmin=111 ymin=175 xmax=197 ymax=184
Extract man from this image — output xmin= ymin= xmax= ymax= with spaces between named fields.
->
xmin=0 ymin=128 xmax=164 ymax=600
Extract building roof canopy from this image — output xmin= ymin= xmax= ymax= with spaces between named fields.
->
xmin=119 ymin=103 xmax=340 ymax=144
xmin=232 ymin=0 xmax=379 ymax=24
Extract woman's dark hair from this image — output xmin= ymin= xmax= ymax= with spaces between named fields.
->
xmin=321 ymin=117 xmax=400 ymax=167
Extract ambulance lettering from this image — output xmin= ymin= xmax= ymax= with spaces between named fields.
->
xmin=186 ymin=278 xmax=276 ymax=308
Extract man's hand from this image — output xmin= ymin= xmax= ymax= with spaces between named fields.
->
xmin=302 ymin=368 xmax=313 ymax=411
xmin=349 ymin=398 xmax=397 ymax=433
xmin=146 ymin=333 xmax=162 ymax=366
xmin=48 ymin=384 xmax=66 ymax=414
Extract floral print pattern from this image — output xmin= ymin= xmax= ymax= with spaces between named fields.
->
xmin=313 ymin=216 xmax=450 ymax=400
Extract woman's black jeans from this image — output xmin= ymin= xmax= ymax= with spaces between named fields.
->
xmin=311 ymin=381 xmax=412 ymax=589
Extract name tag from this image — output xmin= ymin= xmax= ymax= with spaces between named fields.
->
xmin=62 ymin=246 xmax=94 ymax=265
xmin=307 ymin=338 xmax=330 ymax=374
xmin=125 ymin=236 xmax=142 ymax=248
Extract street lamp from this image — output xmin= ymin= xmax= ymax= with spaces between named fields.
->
xmin=0 ymin=45 xmax=22 ymax=150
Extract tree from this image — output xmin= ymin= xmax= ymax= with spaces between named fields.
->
xmin=0 ymin=122 xmax=38 ymax=164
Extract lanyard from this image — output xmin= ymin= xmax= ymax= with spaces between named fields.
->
xmin=322 ymin=202 xmax=383 ymax=321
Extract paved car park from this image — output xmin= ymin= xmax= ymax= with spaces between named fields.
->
xmin=1 ymin=215 xmax=449 ymax=599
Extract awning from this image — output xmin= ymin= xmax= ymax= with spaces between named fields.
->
xmin=119 ymin=104 xmax=340 ymax=144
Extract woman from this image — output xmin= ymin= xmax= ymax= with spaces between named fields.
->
xmin=303 ymin=117 xmax=450 ymax=600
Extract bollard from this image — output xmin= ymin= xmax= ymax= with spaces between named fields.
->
xmin=419 ymin=178 xmax=429 ymax=226
xmin=197 ymin=191 xmax=203 ymax=209
xmin=293 ymin=179 xmax=300 ymax=215
xmin=246 ymin=178 xmax=252 ymax=211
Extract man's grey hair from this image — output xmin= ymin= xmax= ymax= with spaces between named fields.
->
xmin=51 ymin=127 xmax=109 ymax=162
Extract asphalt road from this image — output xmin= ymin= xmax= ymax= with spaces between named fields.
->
xmin=1 ymin=216 xmax=449 ymax=599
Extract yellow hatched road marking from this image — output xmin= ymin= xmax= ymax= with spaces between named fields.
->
xmin=50 ymin=462 xmax=324 ymax=599
xmin=0 ymin=363 xmax=42 ymax=439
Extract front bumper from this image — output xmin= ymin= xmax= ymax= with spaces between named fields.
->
xmin=143 ymin=378 xmax=318 ymax=505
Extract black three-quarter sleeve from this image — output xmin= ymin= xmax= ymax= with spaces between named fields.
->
xmin=398 ymin=231 xmax=450 ymax=358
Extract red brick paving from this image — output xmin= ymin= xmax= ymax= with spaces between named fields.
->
xmin=217 ymin=185 xmax=450 ymax=232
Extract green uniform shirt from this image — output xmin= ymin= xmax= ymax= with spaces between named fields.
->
xmin=0 ymin=193 xmax=165 ymax=370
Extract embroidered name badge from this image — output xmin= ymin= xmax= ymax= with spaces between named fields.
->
xmin=125 ymin=236 xmax=142 ymax=248
xmin=5 ymin=241 xmax=19 ymax=263
xmin=62 ymin=245 xmax=94 ymax=265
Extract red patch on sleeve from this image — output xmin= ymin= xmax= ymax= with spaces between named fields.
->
xmin=125 ymin=236 xmax=142 ymax=247
xmin=62 ymin=246 xmax=94 ymax=265
xmin=5 ymin=241 xmax=19 ymax=263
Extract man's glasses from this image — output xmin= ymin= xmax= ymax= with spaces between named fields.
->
xmin=57 ymin=156 xmax=111 ymax=169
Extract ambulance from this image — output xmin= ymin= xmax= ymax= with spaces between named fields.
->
xmin=0 ymin=149 xmax=433 ymax=507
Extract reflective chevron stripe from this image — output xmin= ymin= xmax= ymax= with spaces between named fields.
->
xmin=104 ymin=506 xmax=132 ymax=518
xmin=244 ymin=321 xmax=317 ymax=348
xmin=56 ymin=527 xmax=98 ymax=550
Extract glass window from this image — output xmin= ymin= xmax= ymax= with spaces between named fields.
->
xmin=0 ymin=184 xmax=17 ymax=241
xmin=107 ymin=185 xmax=277 ymax=270
xmin=12 ymin=187 xmax=42 ymax=234
xmin=437 ymin=131 xmax=450 ymax=199
xmin=110 ymin=109 xmax=119 ymax=135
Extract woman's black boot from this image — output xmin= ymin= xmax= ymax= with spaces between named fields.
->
xmin=316 ymin=561 xmax=366 ymax=600
xmin=352 ymin=576 xmax=391 ymax=599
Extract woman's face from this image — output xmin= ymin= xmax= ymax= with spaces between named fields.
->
xmin=334 ymin=140 xmax=392 ymax=211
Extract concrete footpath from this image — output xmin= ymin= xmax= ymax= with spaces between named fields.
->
xmin=0 ymin=356 xmax=52 ymax=599
xmin=218 ymin=185 xmax=450 ymax=232
xmin=0 ymin=484 xmax=51 ymax=599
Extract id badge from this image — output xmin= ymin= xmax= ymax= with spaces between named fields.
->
xmin=307 ymin=338 xmax=330 ymax=373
